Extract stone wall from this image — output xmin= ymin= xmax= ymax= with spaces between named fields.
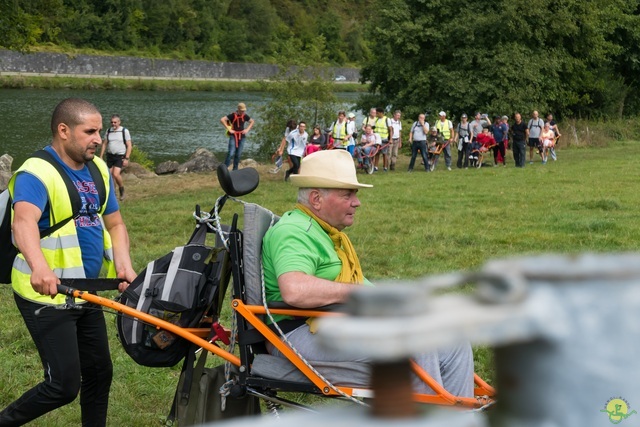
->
xmin=0 ymin=50 xmax=360 ymax=82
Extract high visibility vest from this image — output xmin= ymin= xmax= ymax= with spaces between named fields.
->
xmin=436 ymin=120 xmax=452 ymax=140
xmin=332 ymin=120 xmax=348 ymax=146
xmin=374 ymin=116 xmax=390 ymax=140
xmin=8 ymin=156 xmax=115 ymax=305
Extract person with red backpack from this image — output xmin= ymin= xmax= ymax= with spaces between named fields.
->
xmin=220 ymin=103 xmax=255 ymax=170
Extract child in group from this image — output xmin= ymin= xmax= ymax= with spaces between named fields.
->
xmin=470 ymin=126 xmax=496 ymax=168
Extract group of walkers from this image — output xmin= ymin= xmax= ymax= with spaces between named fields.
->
xmin=220 ymin=102 xmax=562 ymax=179
xmin=406 ymin=110 xmax=562 ymax=171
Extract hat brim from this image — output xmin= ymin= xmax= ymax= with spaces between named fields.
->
xmin=289 ymin=175 xmax=373 ymax=189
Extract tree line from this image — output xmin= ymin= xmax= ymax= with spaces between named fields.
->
xmin=357 ymin=0 xmax=640 ymax=119
xmin=2 ymin=0 xmax=639 ymax=120
xmin=0 ymin=0 xmax=372 ymax=66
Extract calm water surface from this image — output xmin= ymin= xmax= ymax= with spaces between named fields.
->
xmin=0 ymin=89 xmax=359 ymax=167
xmin=0 ymin=89 xmax=271 ymax=166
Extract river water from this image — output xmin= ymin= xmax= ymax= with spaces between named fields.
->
xmin=0 ymin=88 xmax=359 ymax=168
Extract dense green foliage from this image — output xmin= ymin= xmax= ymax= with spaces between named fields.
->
xmin=4 ymin=0 xmax=640 ymax=119
xmin=358 ymin=0 xmax=640 ymax=119
xmin=255 ymin=72 xmax=340 ymax=158
xmin=0 ymin=0 xmax=372 ymax=65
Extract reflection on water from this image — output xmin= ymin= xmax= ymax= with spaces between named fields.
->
xmin=0 ymin=89 xmax=360 ymax=167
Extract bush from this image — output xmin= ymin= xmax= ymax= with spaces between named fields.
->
xmin=130 ymin=145 xmax=154 ymax=170
xmin=560 ymin=118 xmax=640 ymax=148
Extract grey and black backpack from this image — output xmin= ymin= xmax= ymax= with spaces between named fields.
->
xmin=116 ymin=222 xmax=227 ymax=367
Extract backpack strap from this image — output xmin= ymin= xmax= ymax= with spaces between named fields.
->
xmin=86 ymin=160 xmax=107 ymax=208
xmin=29 ymin=150 xmax=107 ymax=237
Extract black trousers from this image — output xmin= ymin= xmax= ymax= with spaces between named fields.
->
xmin=285 ymin=155 xmax=301 ymax=179
xmin=0 ymin=294 xmax=113 ymax=427
xmin=512 ymin=139 xmax=526 ymax=167
xmin=456 ymin=142 xmax=470 ymax=168
xmin=493 ymin=141 xmax=506 ymax=165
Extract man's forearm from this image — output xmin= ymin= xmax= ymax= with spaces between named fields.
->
xmin=13 ymin=216 xmax=50 ymax=274
xmin=279 ymin=271 xmax=353 ymax=308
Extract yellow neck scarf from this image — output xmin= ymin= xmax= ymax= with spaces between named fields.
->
xmin=295 ymin=203 xmax=364 ymax=285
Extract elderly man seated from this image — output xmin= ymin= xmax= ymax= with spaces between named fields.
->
xmin=261 ymin=149 xmax=474 ymax=396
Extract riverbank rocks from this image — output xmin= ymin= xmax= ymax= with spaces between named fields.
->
xmin=155 ymin=161 xmax=180 ymax=175
xmin=123 ymin=162 xmax=157 ymax=179
xmin=176 ymin=148 xmax=220 ymax=174
xmin=0 ymin=154 xmax=13 ymax=191
xmin=240 ymin=159 xmax=260 ymax=168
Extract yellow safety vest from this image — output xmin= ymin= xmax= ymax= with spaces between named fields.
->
xmin=374 ymin=116 xmax=390 ymax=140
xmin=436 ymin=120 xmax=452 ymax=140
xmin=8 ymin=156 xmax=115 ymax=305
xmin=332 ymin=120 xmax=348 ymax=146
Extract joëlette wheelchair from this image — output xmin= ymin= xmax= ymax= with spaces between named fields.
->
xmin=57 ymin=164 xmax=495 ymax=416
xmin=354 ymin=141 xmax=390 ymax=175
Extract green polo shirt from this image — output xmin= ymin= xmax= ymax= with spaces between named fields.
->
xmin=262 ymin=208 xmax=370 ymax=323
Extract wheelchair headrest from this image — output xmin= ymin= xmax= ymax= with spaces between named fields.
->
xmin=216 ymin=164 xmax=260 ymax=197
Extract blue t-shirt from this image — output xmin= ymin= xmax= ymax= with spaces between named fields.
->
xmin=12 ymin=146 xmax=119 ymax=278
xmin=491 ymin=123 xmax=508 ymax=143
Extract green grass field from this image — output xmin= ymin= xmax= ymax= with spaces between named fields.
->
xmin=1 ymin=142 xmax=639 ymax=425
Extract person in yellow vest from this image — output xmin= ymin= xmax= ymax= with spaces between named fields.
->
xmin=373 ymin=107 xmax=393 ymax=172
xmin=330 ymin=111 xmax=350 ymax=149
xmin=435 ymin=111 xmax=455 ymax=170
xmin=361 ymin=107 xmax=377 ymax=132
xmin=0 ymin=98 xmax=136 ymax=426
xmin=263 ymin=150 xmax=474 ymax=395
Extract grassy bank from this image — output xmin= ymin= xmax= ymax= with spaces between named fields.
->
xmin=1 ymin=142 xmax=639 ymax=425
xmin=0 ymin=74 xmax=367 ymax=93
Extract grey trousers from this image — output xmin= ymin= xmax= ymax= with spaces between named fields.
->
xmin=266 ymin=324 xmax=474 ymax=397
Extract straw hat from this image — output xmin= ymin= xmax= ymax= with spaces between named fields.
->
xmin=290 ymin=150 xmax=373 ymax=189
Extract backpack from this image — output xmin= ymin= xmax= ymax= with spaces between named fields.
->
xmin=116 ymin=223 xmax=225 ymax=367
xmin=528 ymin=118 xmax=543 ymax=129
xmin=226 ymin=113 xmax=246 ymax=136
xmin=0 ymin=150 xmax=106 ymax=285
xmin=105 ymin=127 xmax=128 ymax=145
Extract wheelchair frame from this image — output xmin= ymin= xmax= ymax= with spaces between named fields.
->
xmin=57 ymin=164 xmax=495 ymax=414
xmin=355 ymin=141 xmax=390 ymax=175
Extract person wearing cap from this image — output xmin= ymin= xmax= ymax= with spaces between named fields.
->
xmin=261 ymin=150 xmax=474 ymax=396
xmin=490 ymin=116 xmax=508 ymax=166
xmin=220 ymin=102 xmax=255 ymax=170
xmin=435 ymin=111 xmax=454 ymax=170
xmin=501 ymin=116 xmax=510 ymax=159
xmin=388 ymin=110 xmax=403 ymax=171
xmin=346 ymin=112 xmax=358 ymax=156
xmin=454 ymin=114 xmax=472 ymax=169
